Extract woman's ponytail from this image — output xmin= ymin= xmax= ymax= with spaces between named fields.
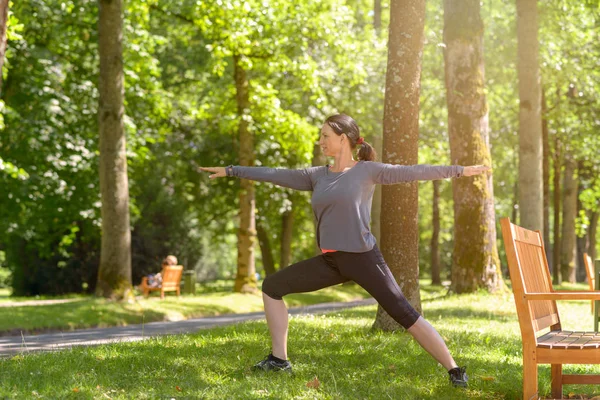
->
xmin=357 ymin=140 xmax=377 ymax=162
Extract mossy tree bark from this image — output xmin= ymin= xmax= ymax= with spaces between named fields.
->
xmin=443 ymin=0 xmax=503 ymax=293
xmin=372 ymin=0 xmax=425 ymax=331
xmin=96 ymin=0 xmax=133 ymax=300
xmin=233 ymin=54 xmax=257 ymax=293
xmin=516 ymin=0 xmax=543 ymax=233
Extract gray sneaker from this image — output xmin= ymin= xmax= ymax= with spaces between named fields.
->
xmin=252 ymin=354 xmax=292 ymax=372
xmin=448 ymin=366 xmax=468 ymax=387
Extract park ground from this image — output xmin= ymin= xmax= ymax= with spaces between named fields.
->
xmin=2 ymin=281 xmax=600 ymax=399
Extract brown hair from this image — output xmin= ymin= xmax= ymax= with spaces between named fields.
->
xmin=162 ymin=255 xmax=178 ymax=266
xmin=324 ymin=114 xmax=377 ymax=162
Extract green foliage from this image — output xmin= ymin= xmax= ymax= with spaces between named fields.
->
xmin=1 ymin=0 xmax=598 ymax=294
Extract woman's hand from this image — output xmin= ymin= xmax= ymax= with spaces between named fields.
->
xmin=463 ymin=165 xmax=491 ymax=177
xmin=199 ymin=167 xmax=226 ymax=179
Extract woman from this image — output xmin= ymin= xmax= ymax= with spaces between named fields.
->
xmin=200 ymin=114 xmax=489 ymax=387
xmin=146 ymin=255 xmax=178 ymax=288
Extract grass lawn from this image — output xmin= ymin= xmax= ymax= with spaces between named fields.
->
xmin=0 ymin=281 xmax=371 ymax=335
xmin=2 ymin=282 xmax=600 ymax=399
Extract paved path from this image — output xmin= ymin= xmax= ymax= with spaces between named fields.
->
xmin=0 ymin=298 xmax=376 ymax=357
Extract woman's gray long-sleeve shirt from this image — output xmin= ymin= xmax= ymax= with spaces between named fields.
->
xmin=227 ymin=161 xmax=464 ymax=253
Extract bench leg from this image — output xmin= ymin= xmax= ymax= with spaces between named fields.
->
xmin=551 ymin=364 xmax=562 ymax=399
xmin=160 ymin=289 xmax=165 ymax=299
xmin=176 ymin=287 xmax=180 ymax=297
xmin=523 ymin=353 xmax=539 ymax=400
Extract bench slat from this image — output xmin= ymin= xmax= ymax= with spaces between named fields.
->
xmin=538 ymin=331 xmax=600 ymax=349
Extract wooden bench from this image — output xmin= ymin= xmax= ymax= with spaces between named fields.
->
xmin=139 ymin=265 xmax=183 ymax=299
xmin=500 ymin=217 xmax=600 ymax=400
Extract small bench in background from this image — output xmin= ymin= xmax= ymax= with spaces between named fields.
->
xmin=140 ymin=265 xmax=183 ymax=299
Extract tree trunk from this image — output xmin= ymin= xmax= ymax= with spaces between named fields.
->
xmin=552 ymin=135 xmax=561 ymax=284
xmin=96 ymin=0 xmax=133 ymax=300
xmin=280 ymin=206 xmax=294 ymax=269
xmin=233 ymin=54 xmax=257 ymax=293
xmin=0 ymin=0 xmax=8 ymax=92
xmin=516 ymin=0 xmax=543 ymax=233
xmin=575 ymin=178 xmax=588 ymax=283
xmin=542 ymin=88 xmax=552 ymax=270
xmin=374 ymin=0 xmax=382 ymax=34
xmin=560 ymin=157 xmax=577 ymax=283
xmin=312 ymin=141 xmax=327 ymax=255
xmin=512 ymin=179 xmax=519 ymax=224
xmin=589 ymin=210 xmax=598 ymax=263
xmin=371 ymin=133 xmax=382 ymax=243
xmin=444 ymin=0 xmax=503 ymax=294
xmin=431 ymin=180 xmax=441 ymax=286
xmin=370 ymin=0 xmax=383 ymax=244
xmin=256 ymin=222 xmax=276 ymax=277
xmin=372 ymin=0 xmax=425 ymax=331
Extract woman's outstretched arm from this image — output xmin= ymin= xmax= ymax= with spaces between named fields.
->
xmin=199 ymin=165 xmax=319 ymax=191
xmin=367 ymin=162 xmax=490 ymax=184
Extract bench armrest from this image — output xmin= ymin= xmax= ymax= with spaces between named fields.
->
xmin=525 ymin=291 xmax=600 ymax=300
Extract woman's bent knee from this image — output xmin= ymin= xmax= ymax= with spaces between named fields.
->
xmin=261 ymin=276 xmax=284 ymax=300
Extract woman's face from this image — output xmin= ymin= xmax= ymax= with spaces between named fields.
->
xmin=319 ymin=123 xmax=346 ymax=157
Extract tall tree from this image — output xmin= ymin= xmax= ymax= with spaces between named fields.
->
xmin=233 ymin=54 xmax=257 ymax=293
xmin=0 ymin=0 xmax=8 ymax=91
xmin=373 ymin=0 xmax=425 ymax=331
xmin=552 ymin=134 xmax=562 ymax=284
xmin=516 ymin=0 xmax=543 ymax=232
xmin=560 ymin=157 xmax=577 ymax=283
xmin=443 ymin=0 xmax=502 ymax=293
xmin=575 ymin=188 xmax=588 ymax=282
xmin=312 ymin=142 xmax=327 ymax=255
xmin=374 ymin=0 xmax=382 ymax=34
xmin=280 ymin=207 xmax=294 ymax=269
xmin=430 ymin=180 xmax=441 ymax=286
xmin=370 ymin=0 xmax=384 ymax=244
xmin=589 ymin=210 xmax=599 ymax=263
xmin=542 ymin=89 xmax=551 ymax=267
xmin=96 ymin=0 xmax=133 ymax=299
xmin=256 ymin=222 xmax=276 ymax=277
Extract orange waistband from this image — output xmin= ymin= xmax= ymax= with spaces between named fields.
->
xmin=321 ymin=248 xmax=337 ymax=253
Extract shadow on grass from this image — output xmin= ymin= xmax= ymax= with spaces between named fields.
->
xmin=0 ymin=300 xmax=242 ymax=336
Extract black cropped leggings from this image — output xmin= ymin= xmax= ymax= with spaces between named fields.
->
xmin=261 ymin=244 xmax=420 ymax=329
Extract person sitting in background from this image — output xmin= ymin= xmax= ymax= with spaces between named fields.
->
xmin=147 ymin=255 xmax=178 ymax=288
